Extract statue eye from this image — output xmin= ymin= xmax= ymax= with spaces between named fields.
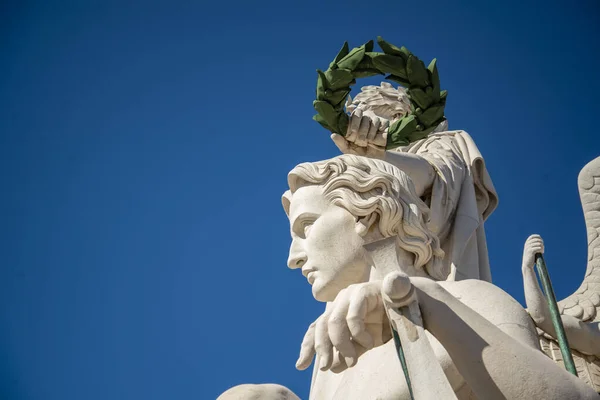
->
xmin=302 ymin=220 xmax=315 ymax=237
xmin=292 ymin=214 xmax=318 ymax=238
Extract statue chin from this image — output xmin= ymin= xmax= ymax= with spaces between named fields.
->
xmin=312 ymin=280 xmax=338 ymax=302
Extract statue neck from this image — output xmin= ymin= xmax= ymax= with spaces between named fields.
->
xmin=365 ymin=236 xmax=428 ymax=281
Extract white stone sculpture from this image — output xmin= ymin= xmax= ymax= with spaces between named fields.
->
xmin=217 ymin=384 xmax=301 ymax=400
xmin=333 ymin=82 xmax=498 ymax=283
xmin=521 ymin=156 xmax=600 ymax=391
xmin=216 ymin=84 xmax=600 ymax=399
xmin=280 ymin=154 xmax=597 ymax=399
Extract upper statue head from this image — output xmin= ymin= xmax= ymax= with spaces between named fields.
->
xmin=346 ymin=82 xmax=448 ymax=132
xmin=282 ymin=154 xmax=446 ymax=302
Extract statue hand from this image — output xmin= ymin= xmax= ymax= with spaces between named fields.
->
xmin=523 ymin=234 xmax=544 ymax=270
xmin=295 ymin=281 xmax=387 ymax=373
xmin=331 ymin=107 xmax=389 ymax=159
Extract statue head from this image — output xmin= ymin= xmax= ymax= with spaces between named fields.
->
xmin=282 ymin=154 xmax=446 ymax=302
xmin=346 ymin=82 xmax=448 ymax=132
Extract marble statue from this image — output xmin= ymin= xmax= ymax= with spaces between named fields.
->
xmin=217 ymin=84 xmax=600 ymax=399
xmin=521 ymin=156 xmax=600 ymax=391
xmin=332 ymin=82 xmax=498 ymax=283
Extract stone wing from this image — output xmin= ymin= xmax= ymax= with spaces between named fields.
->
xmin=558 ymin=156 xmax=600 ymax=323
xmin=539 ymin=333 xmax=600 ymax=392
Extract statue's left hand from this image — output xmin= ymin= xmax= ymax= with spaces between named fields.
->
xmin=331 ymin=107 xmax=389 ymax=159
xmin=522 ymin=234 xmax=544 ymax=271
xmin=295 ymin=281 xmax=388 ymax=373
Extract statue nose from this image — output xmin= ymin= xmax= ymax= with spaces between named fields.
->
xmin=287 ymin=252 xmax=307 ymax=269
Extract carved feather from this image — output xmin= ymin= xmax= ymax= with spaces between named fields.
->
xmin=539 ymin=334 xmax=600 ymax=392
xmin=557 ymin=157 xmax=600 ymax=324
xmin=534 ymin=158 xmax=600 ymax=393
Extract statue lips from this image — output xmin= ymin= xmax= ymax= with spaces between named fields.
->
xmin=302 ymin=266 xmax=317 ymax=285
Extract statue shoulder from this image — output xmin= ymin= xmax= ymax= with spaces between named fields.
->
xmin=439 ymin=280 xmax=538 ymax=346
xmin=217 ymin=384 xmax=300 ymax=400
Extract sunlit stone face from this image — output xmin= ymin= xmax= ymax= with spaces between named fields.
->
xmin=286 ymin=186 xmax=370 ymax=302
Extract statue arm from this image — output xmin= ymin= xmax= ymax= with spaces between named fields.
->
xmin=383 ymin=151 xmax=435 ymax=197
xmin=411 ymin=277 xmax=599 ymax=399
xmin=331 ymin=131 xmax=435 ymax=197
xmin=558 ymin=317 xmax=600 ymax=357
xmin=330 ymin=109 xmax=435 ymax=197
xmin=522 ymin=235 xmax=600 ymax=356
xmin=522 ymin=235 xmax=552 ymax=328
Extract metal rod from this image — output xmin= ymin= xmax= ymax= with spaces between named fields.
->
xmin=391 ymin=325 xmax=414 ymax=400
xmin=535 ymin=254 xmax=578 ymax=376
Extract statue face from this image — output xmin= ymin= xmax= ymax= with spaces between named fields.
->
xmin=286 ymin=185 xmax=371 ymax=302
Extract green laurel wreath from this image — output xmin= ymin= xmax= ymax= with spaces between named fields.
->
xmin=313 ymin=36 xmax=447 ymax=149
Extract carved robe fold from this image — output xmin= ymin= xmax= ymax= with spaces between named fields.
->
xmin=396 ymin=130 xmax=498 ymax=282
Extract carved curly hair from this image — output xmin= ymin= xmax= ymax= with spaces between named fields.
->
xmin=282 ymin=154 xmax=447 ymax=280
xmin=345 ymin=82 xmax=449 ymax=134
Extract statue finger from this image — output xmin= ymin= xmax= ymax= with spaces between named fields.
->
xmin=354 ymin=115 xmax=370 ymax=148
xmin=530 ymin=239 xmax=543 ymax=248
xmin=346 ymin=127 xmax=358 ymax=143
xmin=366 ymin=115 xmax=380 ymax=144
xmin=296 ymin=322 xmax=316 ymax=370
xmin=347 ymin=289 xmax=374 ymax=350
xmin=315 ymin=315 xmax=333 ymax=371
xmin=329 ymin=349 xmax=349 ymax=374
xmin=372 ymin=120 xmax=388 ymax=147
xmin=528 ymin=236 xmax=544 ymax=254
xmin=367 ymin=322 xmax=386 ymax=347
xmin=526 ymin=234 xmax=541 ymax=245
xmin=347 ymin=108 xmax=363 ymax=142
xmin=331 ymin=133 xmax=351 ymax=154
xmin=328 ymin=294 xmax=357 ymax=367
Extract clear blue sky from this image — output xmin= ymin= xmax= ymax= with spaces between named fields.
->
xmin=1 ymin=1 xmax=599 ymax=399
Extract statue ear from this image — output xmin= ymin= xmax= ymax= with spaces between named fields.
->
xmin=355 ymin=213 xmax=378 ymax=237
xmin=282 ymin=190 xmax=292 ymax=216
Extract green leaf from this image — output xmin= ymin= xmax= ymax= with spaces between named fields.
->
xmin=316 ymin=69 xmax=327 ymax=99
xmin=325 ymin=88 xmax=351 ymax=108
xmin=417 ymin=104 xmax=445 ymax=127
xmin=371 ymin=53 xmax=406 ymax=77
xmin=399 ymin=46 xmax=412 ymax=61
xmin=406 ymin=125 xmax=435 ymax=143
xmin=353 ymin=68 xmax=382 ymax=78
xmin=357 ymin=52 xmax=377 ymax=71
xmin=313 ymin=113 xmax=332 ymax=131
xmin=387 ymin=139 xmax=410 ymax=148
xmin=413 ymin=125 xmax=436 ymax=138
xmin=338 ymin=45 xmax=366 ymax=71
xmin=408 ymin=87 xmax=433 ymax=109
xmin=336 ymin=112 xmax=349 ymax=136
xmin=427 ymin=59 xmax=441 ymax=102
xmin=387 ymin=114 xmax=418 ymax=148
xmin=313 ymin=100 xmax=339 ymax=128
xmin=333 ymin=41 xmax=350 ymax=64
xmin=324 ymin=68 xmax=354 ymax=90
xmin=386 ymin=138 xmax=410 ymax=148
xmin=377 ymin=36 xmax=404 ymax=57
xmin=406 ymin=55 xmax=429 ymax=87
xmin=385 ymin=74 xmax=411 ymax=87
xmin=313 ymin=38 xmax=448 ymax=142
